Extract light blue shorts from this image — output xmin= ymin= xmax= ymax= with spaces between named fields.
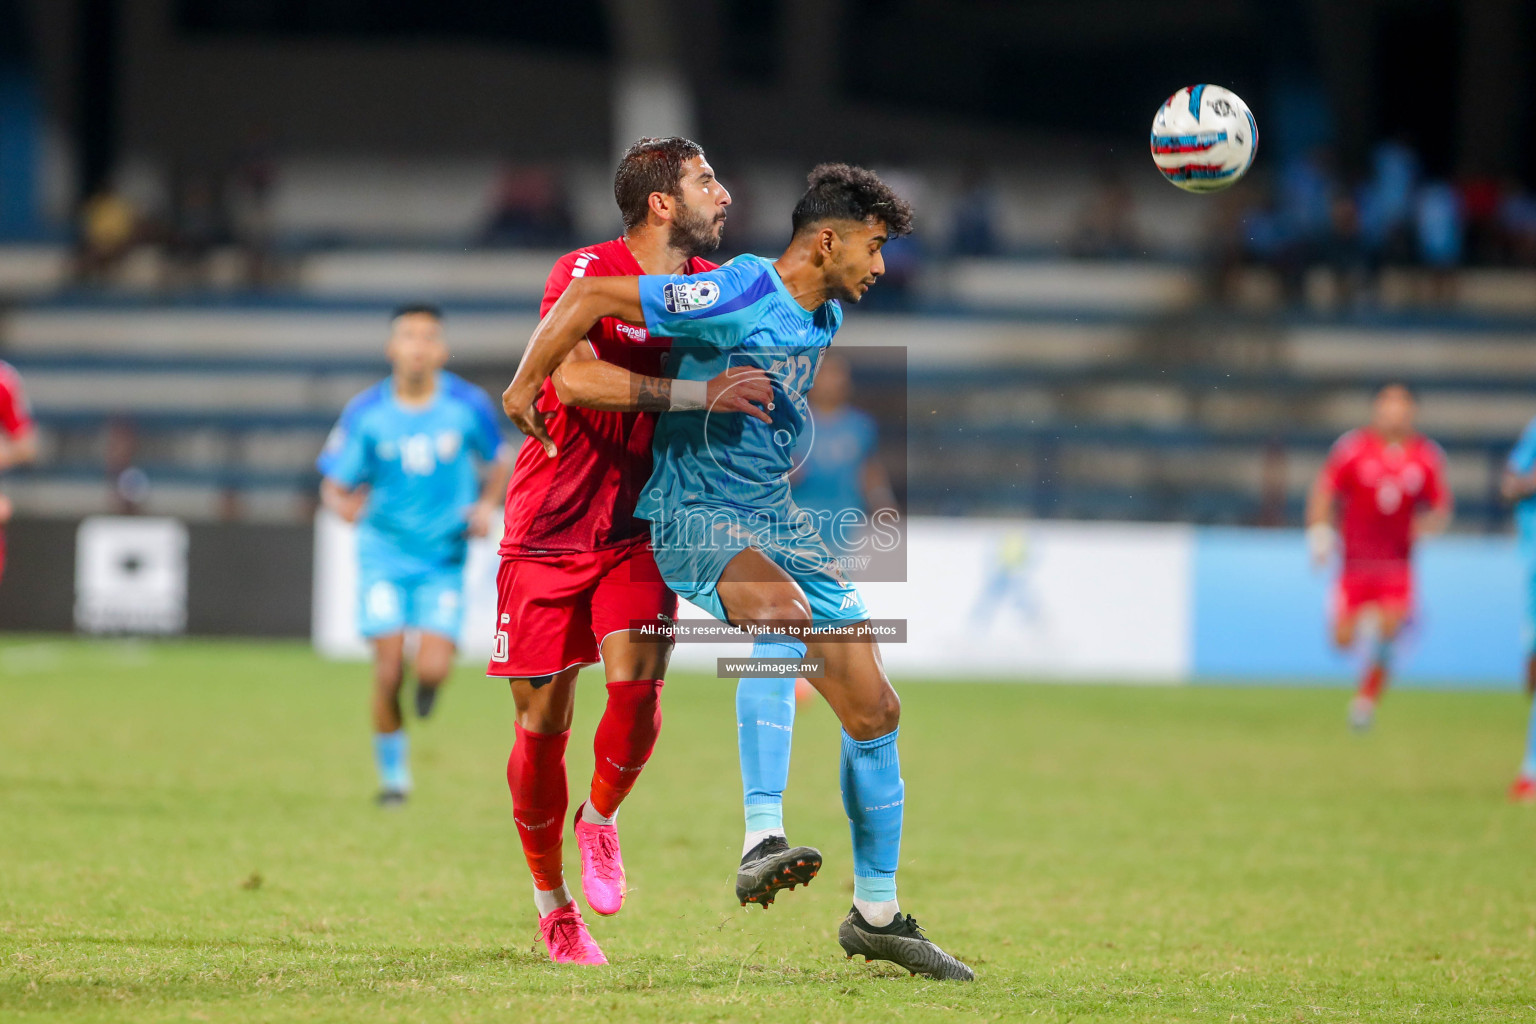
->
xmin=357 ymin=563 xmax=465 ymax=640
xmin=647 ymin=504 xmax=870 ymax=629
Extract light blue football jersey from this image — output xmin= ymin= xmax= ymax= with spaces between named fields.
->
xmin=633 ymin=254 xmax=842 ymax=524
xmin=791 ymin=406 xmax=878 ymax=524
xmin=1510 ymin=415 xmax=1536 ymax=554
xmin=318 ymin=371 xmax=506 ymax=573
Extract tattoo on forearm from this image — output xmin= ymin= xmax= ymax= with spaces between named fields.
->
xmin=636 ymin=376 xmax=672 ymax=411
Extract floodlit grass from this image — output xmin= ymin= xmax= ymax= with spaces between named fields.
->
xmin=2 ymin=637 xmax=1535 ymax=1022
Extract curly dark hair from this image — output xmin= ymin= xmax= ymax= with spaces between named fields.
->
xmin=613 ymin=136 xmax=704 ymax=230
xmin=790 ymin=163 xmax=913 ymax=238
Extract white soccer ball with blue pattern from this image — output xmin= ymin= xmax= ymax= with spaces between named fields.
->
xmin=1150 ymin=85 xmax=1257 ymax=193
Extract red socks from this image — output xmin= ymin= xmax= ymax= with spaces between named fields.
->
xmin=1358 ymin=662 xmax=1386 ymax=702
xmin=507 ymin=724 xmax=569 ymax=890
xmin=589 ymin=679 xmax=663 ymax=819
xmin=506 ymin=680 xmax=662 ymax=889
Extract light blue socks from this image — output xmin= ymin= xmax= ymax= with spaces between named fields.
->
xmin=373 ymin=730 xmax=411 ymax=792
xmin=737 ymin=634 xmax=804 ymax=833
xmin=841 ymin=727 xmax=903 ymax=905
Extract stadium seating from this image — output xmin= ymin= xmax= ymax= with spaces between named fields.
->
xmin=2 ymin=268 xmax=1530 ymax=529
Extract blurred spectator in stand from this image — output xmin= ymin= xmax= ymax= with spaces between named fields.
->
xmin=74 ymin=188 xmax=140 ymax=285
xmin=1415 ymin=181 xmax=1462 ymax=303
xmin=105 ymin=419 xmax=149 ymax=514
xmin=1070 ymin=173 xmax=1140 ymax=258
xmin=1203 ymin=189 xmax=1249 ymax=302
xmin=1272 ymin=148 xmax=1338 ymax=298
xmin=163 ymin=171 xmax=230 ymax=290
xmin=1459 ymin=176 xmax=1505 ymax=265
xmin=950 ymin=168 xmax=1000 ymax=256
xmin=479 ymin=164 xmax=573 ymax=247
xmin=1499 ymin=186 xmax=1536 ymax=267
xmin=229 ymin=126 xmax=279 ymax=287
xmin=1319 ymin=194 xmax=1371 ymax=307
xmin=1356 ymin=140 xmax=1419 ymax=268
xmin=1254 ymin=440 xmax=1288 ymax=527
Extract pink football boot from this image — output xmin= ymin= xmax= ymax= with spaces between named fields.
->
xmin=537 ymin=902 xmax=608 ymax=965
xmin=573 ymin=802 xmax=627 ymax=916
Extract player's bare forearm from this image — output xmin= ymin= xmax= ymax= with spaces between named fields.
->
xmin=1501 ymin=469 xmax=1536 ymax=502
xmin=861 ymin=457 xmax=898 ymax=517
xmin=320 ymin=477 xmax=367 ymax=523
xmin=504 ymin=280 xmax=643 ymax=412
xmin=0 ymin=429 xmax=37 ymax=470
xmin=1304 ymin=479 xmax=1334 ymax=528
xmin=480 ymin=450 xmax=515 ymax=506
xmin=466 ymin=451 xmax=514 ymax=537
xmin=553 ymin=352 xmax=673 ymax=413
xmin=502 ymin=278 xmax=645 ymax=453
xmin=1304 ymin=478 xmax=1338 ymax=565
xmin=551 ymin=345 xmax=775 ymax=422
xmin=1415 ymin=503 xmax=1452 ymax=538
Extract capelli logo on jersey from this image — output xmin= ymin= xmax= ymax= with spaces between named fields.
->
xmin=615 ymin=322 xmax=648 ymax=343
xmin=662 ymin=280 xmax=720 ymax=313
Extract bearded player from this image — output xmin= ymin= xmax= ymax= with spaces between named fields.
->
xmin=505 ymin=164 xmax=975 ymax=981
xmin=0 ymin=360 xmax=39 ymax=587
xmin=488 ymin=137 xmax=774 ymax=965
xmin=1306 ymin=382 xmax=1452 ymax=731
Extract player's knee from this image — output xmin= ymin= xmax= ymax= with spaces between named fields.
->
xmin=751 ymin=596 xmax=812 ymax=634
xmin=374 ymin=655 xmax=404 ymax=691
xmin=416 ymin=655 xmax=452 ymax=687
xmin=518 ymin=705 xmax=573 ymax=734
xmin=845 ymin=686 xmax=900 ymax=741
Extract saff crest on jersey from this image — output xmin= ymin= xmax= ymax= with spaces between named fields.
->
xmin=662 ymin=279 xmax=721 ymax=313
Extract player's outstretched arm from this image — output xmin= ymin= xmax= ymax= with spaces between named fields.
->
xmin=1304 ymin=474 xmax=1336 ymax=565
xmin=551 ymin=344 xmax=774 ymax=422
xmin=503 ymin=277 xmax=645 ymax=455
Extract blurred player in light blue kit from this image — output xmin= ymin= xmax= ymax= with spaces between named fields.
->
xmin=1501 ymin=414 xmax=1536 ymax=801
xmin=790 ymin=354 xmax=896 ymax=558
xmin=502 ymin=164 xmax=973 ymax=980
xmin=318 ymin=305 xmax=513 ymax=806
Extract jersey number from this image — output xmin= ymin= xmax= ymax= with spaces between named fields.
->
xmin=401 ymin=434 xmax=437 ymax=476
xmin=493 ymin=613 xmax=510 ymax=662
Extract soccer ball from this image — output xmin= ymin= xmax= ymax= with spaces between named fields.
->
xmin=1150 ymin=85 xmax=1257 ymax=193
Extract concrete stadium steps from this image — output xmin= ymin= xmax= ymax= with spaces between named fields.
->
xmin=0 ymin=307 xmax=537 ymax=360
xmin=2 ymin=295 xmax=1532 ymax=526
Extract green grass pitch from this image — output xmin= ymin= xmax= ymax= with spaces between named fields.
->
xmin=3 ymin=637 xmax=1536 ymax=1022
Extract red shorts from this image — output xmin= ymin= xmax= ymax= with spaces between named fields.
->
xmin=486 ymin=538 xmax=678 ymax=679
xmin=1334 ymin=562 xmax=1413 ymax=619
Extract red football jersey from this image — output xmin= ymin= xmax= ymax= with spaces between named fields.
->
xmin=1322 ymin=428 xmax=1449 ymax=567
xmin=0 ymin=360 xmax=32 ymax=438
xmin=500 ymin=238 xmax=718 ymax=556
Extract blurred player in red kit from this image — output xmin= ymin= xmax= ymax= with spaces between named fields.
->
xmin=1306 ymin=383 xmax=1452 ymax=730
xmin=488 ymin=137 xmax=772 ymax=964
xmin=0 ymin=360 xmax=39 ymax=586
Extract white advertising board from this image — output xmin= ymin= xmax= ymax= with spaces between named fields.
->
xmin=313 ymin=514 xmax=1193 ymax=681
xmin=74 ymin=516 xmax=189 ymax=635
